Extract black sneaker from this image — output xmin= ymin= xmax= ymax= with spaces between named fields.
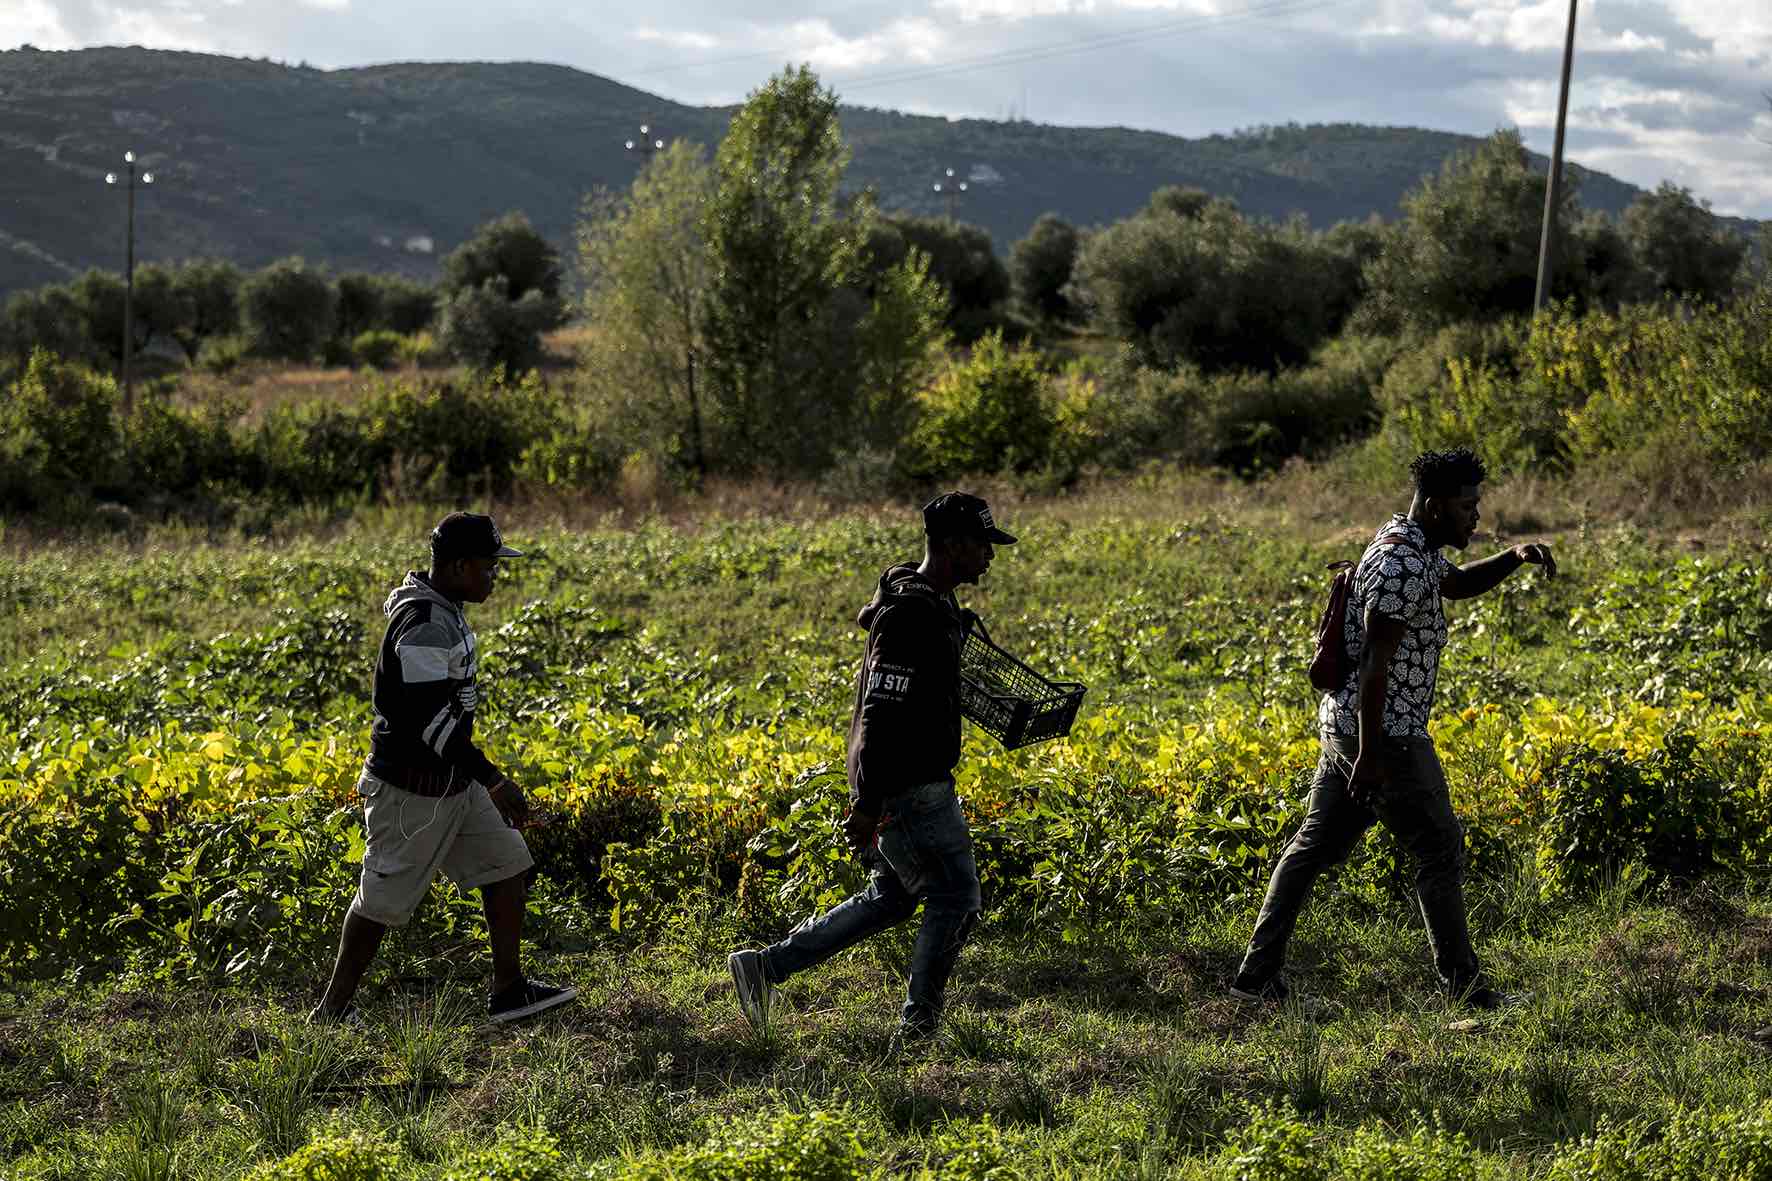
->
xmin=1458 ymin=985 xmax=1524 ymax=1012
xmin=1229 ymin=974 xmax=1290 ymax=1004
xmin=307 ymin=1002 xmax=365 ymax=1029
xmin=728 ymin=949 xmax=778 ymax=1031
xmin=886 ymin=1018 xmax=938 ymax=1059
xmin=488 ymin=979 xmax=577 ymax=1025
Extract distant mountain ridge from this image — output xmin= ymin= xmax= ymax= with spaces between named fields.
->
xmin=0 ymin=45 xmax=1751 ymax=297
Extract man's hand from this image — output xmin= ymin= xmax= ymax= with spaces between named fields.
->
xmin=840 ymin=807 xmax=882 ymax=857
xmin=1346 ymin=753 xmax=1386 ymax=808
xmin=487 ymin=778 xmax=530 ymax=829
xmin=1512 ymin=541 xmax=1556 ymax=579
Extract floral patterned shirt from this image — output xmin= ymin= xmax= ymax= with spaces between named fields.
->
xmin=1318 ymin=515 xmax=1455 ymax=740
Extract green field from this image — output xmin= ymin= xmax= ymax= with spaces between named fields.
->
xmin=4 ymin=481 xmax=1772 ymax=1179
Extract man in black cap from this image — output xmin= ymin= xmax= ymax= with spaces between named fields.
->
xmin=729 ymin=492 xmax=1014 ymax=1044
xmin=313 ymin=512 xmax=575 ymax=1026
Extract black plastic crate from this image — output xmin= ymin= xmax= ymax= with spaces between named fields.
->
xmin=958 ymin=616 xmax=1087 ymax=750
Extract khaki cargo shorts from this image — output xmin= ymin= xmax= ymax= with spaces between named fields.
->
xmin=349 ymin=771 xmax=534 ymax=927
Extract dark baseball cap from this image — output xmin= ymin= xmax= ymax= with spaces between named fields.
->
xmin=430 ymin=512 xmax=523 ymax=561
xmin=923 ymin=492 xmax=1017 ymax=544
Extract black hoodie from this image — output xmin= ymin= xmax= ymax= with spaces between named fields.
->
xmin=845 ymin=564 xmax=967 ymax=813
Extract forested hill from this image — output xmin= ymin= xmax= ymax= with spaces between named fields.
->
xmin=0 ymin=44 xmax=1729 ymax=296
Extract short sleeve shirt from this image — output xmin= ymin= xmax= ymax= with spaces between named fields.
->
xmin=1318 ymin=515 xmax=1455 ymax=740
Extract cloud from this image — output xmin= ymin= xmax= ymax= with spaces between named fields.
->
xmin=1 ymin=0 xmax=73 ymax=47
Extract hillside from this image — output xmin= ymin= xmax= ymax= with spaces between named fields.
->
xmin=0 ymin=44 xmax=1734 ymax=296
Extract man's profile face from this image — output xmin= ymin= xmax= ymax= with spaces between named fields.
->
xmin=1440 ymin=486 xmax=1482 ymax=549
xmin=444 ymin=556 xmax=500 ymax=603
xmin=951 ymin=535 xmax=995 ymax=585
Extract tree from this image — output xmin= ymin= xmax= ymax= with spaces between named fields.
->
xmin=1073 ymin=198 xmax=1340 ymax=372
xmin=1009 ymin=213 xmax=1080 ymax=323
xmin=700 ymin=66 xmax=867 ymax=473
xmin=578 ymin=139 xmax=717 ymax=473
xmin=1621 ymin=181 xmax=1747 ymax=303
xmin=868 ymin=214 xmax=1008 ymax=340
xmin=442 ymin=213 xmax=564 ymax=304
xmin=2 ymin=284 xmax=91 ymax=370
xmin=377 ymin=276 xmax=437 ymax=335
xmin=333 ymin=273 xmax=387 ymax=343
xmin=440 ymin=213 xmax=566 ymax=371
xmin=242 ymin=257 xmax=336 ymax=362
xmin=70 ymin=269 xmax=132 ymax=367
xmin=1356 ymin=129 xmax=1583 ymax=333
xmin=167 ymin=259 xmax=242 ymax=364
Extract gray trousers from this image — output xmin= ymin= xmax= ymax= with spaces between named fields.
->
xmin=1235 ymin=734 xmax=1482 ymax=993
xmin=762 ymin=779 xmax=983 ymax=1030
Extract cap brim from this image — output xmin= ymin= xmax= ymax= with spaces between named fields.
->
xmin=984 ymin=528 xmax=1017 ymax=545
xmin=494 ymin=544 xmax=523 ymax=558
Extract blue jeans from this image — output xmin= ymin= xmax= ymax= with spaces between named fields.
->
xmin=762 ymin=779 xmax=983 ymax=1030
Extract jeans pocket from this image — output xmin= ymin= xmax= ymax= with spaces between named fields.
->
xmin=876 ymin=819 xmax=928 ymax=895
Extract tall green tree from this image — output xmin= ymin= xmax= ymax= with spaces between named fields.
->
xmin=868 ymin=214 xmax=1007 ymax=340
xmin=1356 ymin=129 xmax=1582 ymax=333
xmin=1009 ymin=213 xmax=1080 ymax=323
xmin=1621 ymin=181 xmax=1747 ymax=303
xmin=700 ymin=66 xmax=866 ymax=472
xmin=578 ymin=139 xmax=717 ymax=474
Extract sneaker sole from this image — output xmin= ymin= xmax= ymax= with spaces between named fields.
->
xmin=488 ymin=986 xmax=578 ymax=1025
xmin=1228 ymin=986 xmax=1278 ymax=1003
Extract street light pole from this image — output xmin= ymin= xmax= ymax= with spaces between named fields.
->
xmin=1533 ymin=0 xmax=1579 ymax=314
xmin=932 ymin=166 xmax=969 ymax=221
xmin=104 ymin=150 xmax=154 ymax=415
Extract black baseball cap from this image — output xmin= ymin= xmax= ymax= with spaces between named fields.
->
xmin=923 ymin=492 xmax=1017 ymax=544
xmin=430 ymin=512 xmax=523 ymax=562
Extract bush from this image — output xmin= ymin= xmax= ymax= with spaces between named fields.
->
xmin=350 ymin=329 xmax=403 ymax=370
xmin=199 ymin=332 xmax=250 ymax=375
xmin=902 ymin=332 xmax=1054 ymax=478
xmin=1009 ymin=212 xmax=1080 ymax=323
xmin=0 ymin=349 xmax=123 ymax=510
xmin=1537 ymin=734 xmax=1746 ymax=898
xmin=623 ymin=1108 xmax=868 ymax=1181
xmin=438 ymin=278 xmax=563 ymax=373
xmin=244 ymin=1125 xmax=398 ymax=1181
xmin=1548 ymin=1104 xmax=1772 ymax=1180
xmin=441 ymin=1125 xmax=573 ymax=1181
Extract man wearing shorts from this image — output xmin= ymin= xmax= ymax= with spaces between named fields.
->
xmin=728 ymin=492 xmax=1011 ymax=1046
xmin=313 ymin=512 xmax=575 ymax=1025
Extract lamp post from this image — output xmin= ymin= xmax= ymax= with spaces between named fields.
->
xmin=104 ymin=149 xmax=154 ymax=415
xmin=625 ymin=123 xmax=666 ymax=162
xmin=932 ymin=167 xmax=969 ymax=221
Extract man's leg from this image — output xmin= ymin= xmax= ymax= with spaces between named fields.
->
xmin=896 ymin=785 xmax=983 ymax=1034
xmin=481 ymin=872 xmax=526 ymax=996
xmin=317 ymin=910 xmax=387 ymax=1017
xmin=1234 ymin=743 xmax=1376 ymax=991
xmin=1374 ymin=739 xmax=1481 ymax=992
xmin=762 ymin=868 xmax=919 ymax=984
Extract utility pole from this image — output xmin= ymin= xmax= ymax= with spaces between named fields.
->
xmin=1533 ymin=0 xmax=1579 ymax=314
xmin=104 ymin=149 xmax=154 ymax=415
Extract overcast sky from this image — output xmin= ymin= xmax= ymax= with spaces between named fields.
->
xmin=9 ymin=0 xmax=1771 ymax=218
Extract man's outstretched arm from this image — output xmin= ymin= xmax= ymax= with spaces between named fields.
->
xmin=1441 ymin=542 xmax=1556 ymax=600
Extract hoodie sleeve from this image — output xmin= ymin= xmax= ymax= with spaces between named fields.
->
xmin=850 ymin=601 xmax=946 ymax=813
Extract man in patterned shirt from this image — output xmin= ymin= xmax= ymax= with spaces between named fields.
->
xmin=1230 ymin=447 xmax=1555 ymax=1009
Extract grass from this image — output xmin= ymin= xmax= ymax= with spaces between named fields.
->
xmin=5 ymin=888 xmax=1772 ymax=1177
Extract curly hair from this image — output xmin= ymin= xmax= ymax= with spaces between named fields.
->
xmin=1409 ymin=447 xmax=1487 ymax=498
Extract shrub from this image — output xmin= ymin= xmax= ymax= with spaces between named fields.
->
xmin=1218 ymin=1101 xmax=1327 ymax=1181
xmin=0 ymin=349 xmax=123 ymax=510
xmin=902 ymin=332 xmax=1054 ymax=478
xmin=199 ymin=332 xmax=250 ymax=375
xmin=1548 ymin=1105 xmax=1772 ymax=1180
xmin=244 ymin=1125 xmax=399 ymax=1181
xmin=623 ymin=1108 xmax=868 ymax=1181
xmin=1536 ymin=733 xmax=1745 ymax=899
xmin=438 ymin=278 xmax=563 ymax=373
xmin=1338 ymin=1122 xmax=1489 ymax=1181
xmin=441 ymin=1125 xmax=572 ymax=1181
xmin=350 ymin=329 xmax=403 ymax=370
xmin=1009 ymin=212 xmax=1080 ymax=323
